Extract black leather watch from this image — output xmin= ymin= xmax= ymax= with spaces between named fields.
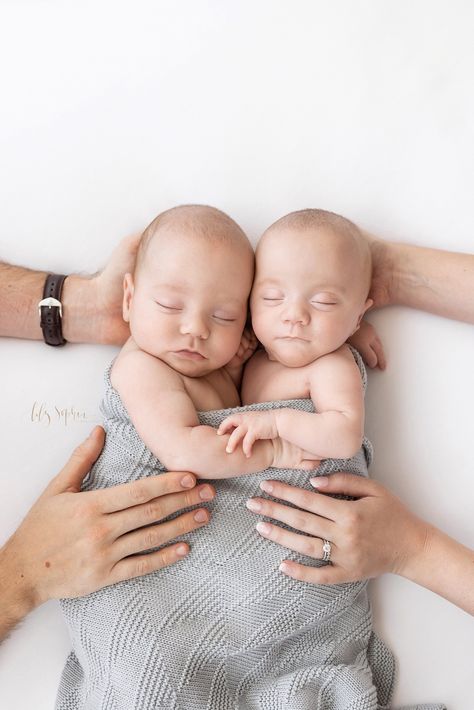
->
xmin=38 ymin=274 xmax=68 ymax=346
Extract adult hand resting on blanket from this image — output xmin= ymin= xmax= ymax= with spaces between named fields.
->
xmin=247 ymin=236 xmax=474 ymax=615
xmin=0 ymin=427 xmax=214 ymax=643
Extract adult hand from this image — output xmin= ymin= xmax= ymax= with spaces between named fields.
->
xmin=1 ymin=427 xmax=214 ymax=614
xmin=62 ymin=233 xmax=141 ymax=345
xmin=361 ymin=231 xmax=396 ymax=310
xmin=246 ymin=473 xmax=428 ymax=584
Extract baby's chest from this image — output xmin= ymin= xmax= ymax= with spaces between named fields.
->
xmin=242 ymin=356 xmax=311 ymax=404
xmin=184 ymin=372 xmax=240 ymax=411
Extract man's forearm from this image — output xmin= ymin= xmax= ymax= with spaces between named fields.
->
xmin=400 ymin=524 xmax=474 ymax=615
xmin=0 ymin=262 xmax=129 ymax=344
xmin=0 ymin=262 xmax=46 ymax=339
xmin=0 ymin=542 xmax=38 ymax=644
xmin=162 ymin=425 xmax=273 ymax=478
xmin=0 ymin=262 xmax=98 ymax=342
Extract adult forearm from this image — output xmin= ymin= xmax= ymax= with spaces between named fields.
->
xmin=0 ymin=541 xmax=38 ymax=644
xmin=0 ymin=261 xmax=124 ymax=344
xmin=0 ymin=262 xmax=46 ymax=339
xmin=163 ymin=425 xmax=273 ymax=478
xmin=0 ymin=236 xmax=138 ymax=344
xmin=368 ymin=238 xmax=474 ymax=324
xmin=400 ymin=524 xmax=474 ymax=615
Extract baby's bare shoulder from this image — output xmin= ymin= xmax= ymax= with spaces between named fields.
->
xmin=307 ymin=344 xmax=361 ymax=386
xmin=111 ymin=340 xmax=183 ymax=392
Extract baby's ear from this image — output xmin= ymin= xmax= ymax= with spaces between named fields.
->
xmin=353 ymin=298 xmax=373 ymax=332
xmin=358 ymin=298 xmax=373 ymax=326
xmin=122 ymin=273 xmax=134 ymax=323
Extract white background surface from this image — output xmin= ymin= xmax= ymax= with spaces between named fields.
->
xmin=0 ymin=1 xmax=473 ymax=708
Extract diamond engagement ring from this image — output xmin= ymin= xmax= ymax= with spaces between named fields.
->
xmin=322 ymin=539 xmax=332 ymax=563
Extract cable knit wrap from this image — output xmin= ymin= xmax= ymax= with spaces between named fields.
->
xmin=57 ymin=349 xmax=445 ymax=710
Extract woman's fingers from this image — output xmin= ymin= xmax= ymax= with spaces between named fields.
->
xmin=255 ymin=520 xmax=336 ymax=562
xmin=246 ymin=496 xmax=334 ymax=541
xmin=113 ymin=508 xmax=211 ymax=560
xmin=111 ymin=483 xmax=215 ymax=536
xmin=257 ymin=478 xmax=343 ymax=521
xmin=310 ymin=473 xmax=383 ymax=499
xmin=279 ymin=559 xmax=351 ymax=585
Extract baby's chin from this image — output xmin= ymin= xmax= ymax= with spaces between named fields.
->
xmin=266 ymin=345 xmax=317 ymax=369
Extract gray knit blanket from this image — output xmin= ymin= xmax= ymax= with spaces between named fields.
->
xmin=57 ymin=351 xmax=445 ymax=710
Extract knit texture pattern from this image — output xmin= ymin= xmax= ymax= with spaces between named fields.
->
xmin=56 ymin=351 xmax=445 ymax=710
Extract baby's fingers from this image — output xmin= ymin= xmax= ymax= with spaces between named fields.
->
xmin=225 ymin=426 xmax=246 ymax=454
xmin=217 ymin=417 xmax=238 ymax=436
xmin=242 ymin=430 xmax=257 ymax=458
xmin=372 ymin=337 xmax=387 ymax=370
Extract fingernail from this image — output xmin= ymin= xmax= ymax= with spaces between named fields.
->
xmin=310 ymin=476 xmax=328 ymax=488
xmin=176 ymin=544 xmax=188 ymax=556
xmin=226 ymin=447 xmax=232 ymax=454
xmin=246 ymin=498 xmax=261 ymax=512
xmin=279 ymin=561 xmax=291 ymax=574
xmin=194 ymin=509 xmax=208 ymax=522
xmin=260 ymin=480 xmax=273 ymax=494
xmin=199 ymin=485 xmax=214 ymax=500
xmin=256 ymin=521 xmax=271 ymax=536
xmin=181 ymin=474 xmax=195 ymax=488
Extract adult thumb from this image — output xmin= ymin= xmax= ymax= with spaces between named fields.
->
xmin=46 ymin=426 xmax=105 ymax=496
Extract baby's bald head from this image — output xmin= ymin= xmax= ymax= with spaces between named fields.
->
xmin=259 ymin=208 xmax=372 ymax=300
xmin=136 ymin=204 xmax=253 ymax=279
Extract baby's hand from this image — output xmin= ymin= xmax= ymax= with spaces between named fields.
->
xmin=271 ymin=437 xmax=321 ymax=471
xmin=218 ymin=411 xmax=278 ymax=457
xmin=225 ymin=328 xmax=258 ymax=371
xmin=347 ymin=320 xmax=386 ymax=370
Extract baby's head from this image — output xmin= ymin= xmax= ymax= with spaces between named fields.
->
xmin=124 ymin=204 xmax=254 ymax=377
xmin=251 ymin=208 xmax=373 ymax=367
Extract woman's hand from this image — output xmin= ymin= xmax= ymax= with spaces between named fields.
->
xmin=246 ymin=473 xmax=428 ymax=584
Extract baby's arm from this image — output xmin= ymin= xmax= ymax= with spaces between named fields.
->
xmin=112 ymin=350 xmax=315 ymax=478
xmin=219 ymin=346 xmax=364 ymax=460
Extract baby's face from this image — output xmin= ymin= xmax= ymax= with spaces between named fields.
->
xmin=250 ymin=227 xmax=372 ymax=367
xmin=124 ymin=231 xmax=253 ymax=377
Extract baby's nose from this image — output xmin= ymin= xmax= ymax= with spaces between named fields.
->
xmin=179 ymin=313 xmax=210 ymax=339
xmin=282 ymin=302 xmax=310 ymax=325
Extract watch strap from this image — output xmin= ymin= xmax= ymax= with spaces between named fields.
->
xmin=39 ymin=274 xmax=67 ymax=346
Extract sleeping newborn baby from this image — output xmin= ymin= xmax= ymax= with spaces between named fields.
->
xmin=57 ymin=205 xmax=401 ymax=710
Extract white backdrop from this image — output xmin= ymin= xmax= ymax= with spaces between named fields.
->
xmin=1 ymin=1 xmax=473 ymax=708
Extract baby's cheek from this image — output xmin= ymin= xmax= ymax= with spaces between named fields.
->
xmin=250 ymin=311 xmax=268 ymax=344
